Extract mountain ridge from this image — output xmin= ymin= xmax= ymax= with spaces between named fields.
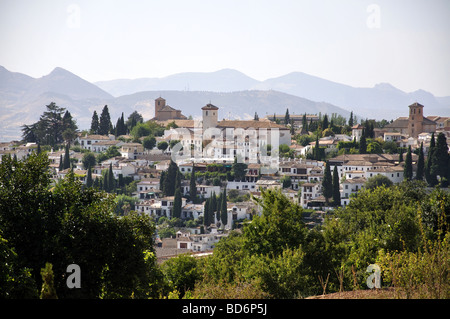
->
xmin=1 ymin=66 xmax=449 ymax=141
xmin=0 ymin=66 xmax=353 ymax=141
xmin=95 ymin=68 xmax=450 ymax=121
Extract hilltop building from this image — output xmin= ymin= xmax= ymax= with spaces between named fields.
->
xmin=152 ymin=97 xmax=187 ymax=121
xmin=384 ymin=102 xmax=437 ymax=138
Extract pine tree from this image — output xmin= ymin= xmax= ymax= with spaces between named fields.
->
xmin=90 ymin=110 xmax=99 ymax=134
xmin=189 ymin=165 xmax=197 ymax=203
xmin=332 ymin=165 xmax=341 ymax=206
xmin=415 ymin=142 xmax=424 ymax=181
xmin=173 ymin=188 xmax=182 ymax=219
xmin=404 ymin=146 xmax=413 ymax=181
xmin=322 ymin=161 xmax=333 ymax=203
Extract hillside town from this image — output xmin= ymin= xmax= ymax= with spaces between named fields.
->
xmin=1 ymin=98 xmax=449 ymax=261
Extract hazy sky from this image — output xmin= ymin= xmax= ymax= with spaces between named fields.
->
xmin=1 ymin=0 xmax=449 ymax=96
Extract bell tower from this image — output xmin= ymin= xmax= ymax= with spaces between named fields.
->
xmin=407 ymin=102 xmax=424 ymax=138
xmin=154 ymin=97 xmax=166 ymax=120
xmin=202 ymin=103 xmax=219 ymax=131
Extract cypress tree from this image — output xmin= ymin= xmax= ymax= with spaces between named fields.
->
xmin=432 ymin=133 xmax=449 ymax=186
xmin=59 ymin=155 xmax=64 ymax=171
xmin=203 ymin=198 xmax=210 ymax=227
xmin=415 ymin=142 xmax=424 ymax=181
xmin=63 ymin=144 xmax=70 ymax=169
xmin=216 ymin=192 xmax=223 ymax=223
xmin=359 ymin=130 xmax=367 ymax=154
xmin=90 ymin=111 xmax=99 ymax=134
xmin=221 ymin=189 xmax=228 ymax=228
xmin=348 ymin=111 xmax=354 ymax=127
xmin=99 ymin=105 xmax=112 ymax=135
xmin=189 ymin=165 xmax=197 ymax=203
xmin=160 ymin=171 xmax=166 ymax=192
xmin=175 ymin=170 xmax=181 ymax=190
xmin=163 ymin=160 xmax=178 ymax=196
xmin=404 ymin=146 xmax=413 ymax=181
xmin=284 ymin=108 xmax=290 ymax=125
xmin=332 ymin=165 xmax=341 ymax=206
xmin=322 ymin=161 xmax=333 ymax=203
xmin=173 ymin=188 xmax=182 ymax=219
xmin=86 ymin=166 xmax=93 ymax=188
xmin=322 ymin=114 xmax=329 ymax=129
xmin=211 ymin=192 xmax=217 ymax=224
xmin=108 ymin=163 xmax=115 ymax=191
xmin=103 ymin=171 xmax=108 ymax=191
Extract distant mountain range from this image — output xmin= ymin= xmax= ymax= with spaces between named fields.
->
xmin=1 ymin=66 xmax=449 ymax=141
xmin=96 ymin=68 xmax=450 ymax=120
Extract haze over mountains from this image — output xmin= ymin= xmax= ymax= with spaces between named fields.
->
xmin=1 ymin=65 xmax=449 ymax=141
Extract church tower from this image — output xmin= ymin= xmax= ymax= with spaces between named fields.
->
xmin=154 ymin=97 xmax=166 ymax=119
xmin=407 ymin=102 xmax=424 ymax=138
xmin=202 ymin=103 xmax=219 ymax=131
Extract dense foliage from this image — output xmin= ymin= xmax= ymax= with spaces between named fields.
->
xmin=0 ymin=153 xmax=163 ymax=298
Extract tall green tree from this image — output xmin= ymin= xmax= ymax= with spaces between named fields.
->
xmin=348 ymin=111 xmax=354 ymax=127
xmin=425 ymin=133 xmax=438 ymax=186
xmin=322 ymin=114 xmax=329 ymax=129
xmin=203 ymin=198 xmax=211 ymax=227
xmin=244 ymin=189 xmax=307 ymax=256
xmin=232 ymin=156 xmax=247 ymax=181
xmin=359 ymin=131 xmax=367 ymax=154
xmin=21 ymin=102 xmax=68 ymax=147
xmin=86 ymin=166 xmax=93 ymax=188
xmin=126 ymin=111 xmax=143 ymax=133
xmin=416 ymin=142 xmax=424 ymax=181
xmin=99 ymin=105 xmax=112 ymax=135
xmin=322 ymin=161 xmax=333 ymax=203
xmin=284 ymin=108 xmax=290 ymax=125
xmin=189 ymin=165 xmax=197 ymax=203
xmin=431 ymin=133 xmax=449 ymax=187
xmin=221 ymin=189 xmax=228 ymax=228
xmin=163 ymin=160 xmax=178 ymax=196
xmin=63 ymin=143 xmax=71 ymax=169
xmin=211 ymin=192 xmax=217 ymax=224
xmin=332 ymin=165 xmax=341 ymax=206
xmin=108 ymin=163 xmax=115 ymax=192
xmin=173 ymin=188 xmax=182 ymax=219
xmin=90 ymin=110 xmax=99 ymax=134
xmin=403 ymin=146 xmax=413 ymax=181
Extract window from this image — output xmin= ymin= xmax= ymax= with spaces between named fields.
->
xmin=206 ymin=111 xmax=208 ymax=116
